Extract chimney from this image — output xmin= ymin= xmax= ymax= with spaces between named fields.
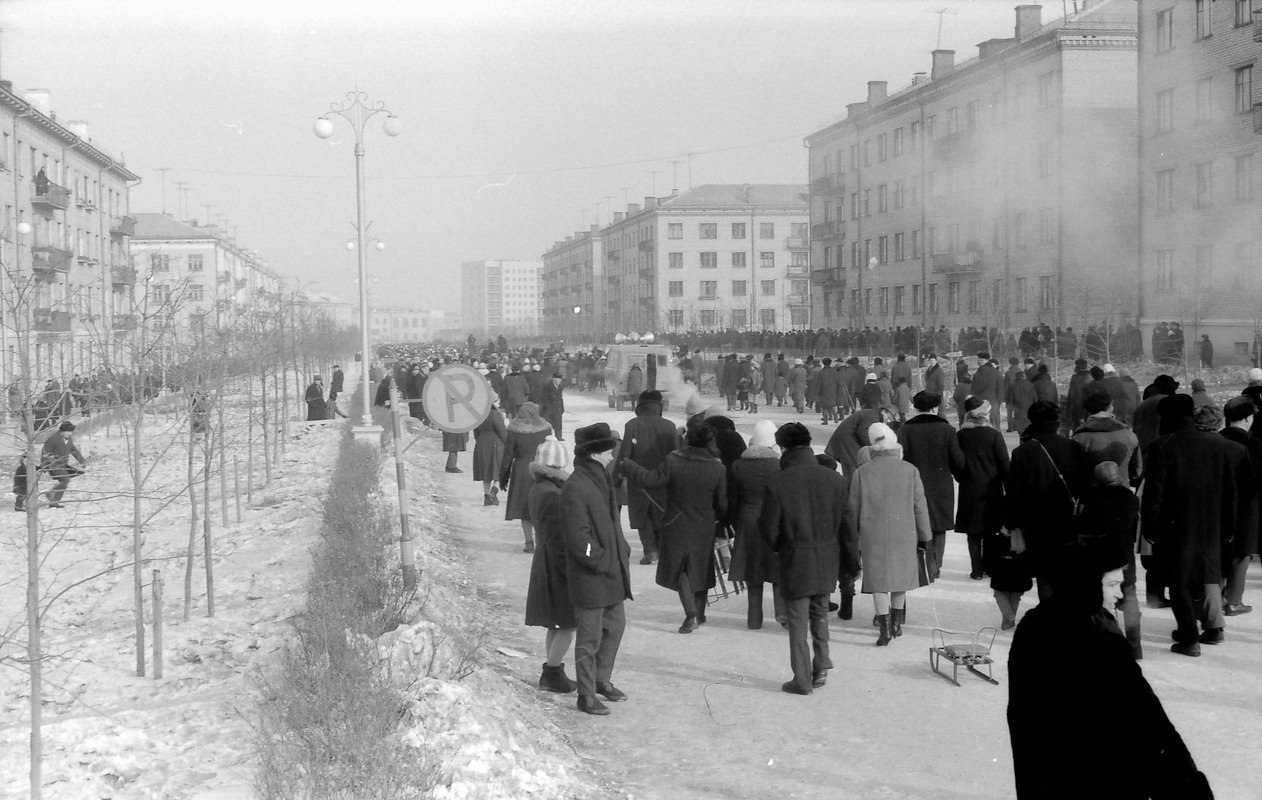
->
xmin=613 ymin=211 xmax=625 ymax=223
xmin=978 ymin=38 xmax=1016 ymax=59
xmin=565 ymin=235 xmax=573 ymax=242
xmin=845 ymin=101 xmax=869 ymax=119
xmin=930 ymin=50 xmax=955 ymax=81
xmin=68 ymin=119 xmax=89 ymax=139
xmin=627 ymin=203 xmax=641 ymax=216
xmin=24 ymin=88 xmax=51 ymax=116
xmin=866 ymin=81 xmax=888 ymax=105
xmin=644 ymin=196 xmax=657 ymax=210
xmin=589 ymin=224 xmax=599 ymax=233
xmin=1015 ymin=4 xmax=1042 ymax=40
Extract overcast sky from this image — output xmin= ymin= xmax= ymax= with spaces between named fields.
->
xmin=2 ymin=0 xmax=1035 ymax=311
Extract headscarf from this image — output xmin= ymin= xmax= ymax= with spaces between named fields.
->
xmin=509 ymin=401 xmax=552 ymax=433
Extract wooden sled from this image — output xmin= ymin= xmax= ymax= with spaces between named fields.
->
xmin=708 ymin=527 xmax=744 ymax=602
xmin=929 ymin=627 xmax=999 ymax=687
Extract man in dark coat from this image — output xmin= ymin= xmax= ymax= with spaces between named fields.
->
xmin=540 ymin=373 xmax=566 ymax=441
xmin=1142 ymin=394 xmax=1245 ymax=656
xmin=1221 ymin=396 xmax=1261 ymax=615
xmin=970 ymin=353 xmax=1002 ymax=428
xmin=890 ymin=353 xmax=913 ymax=392
xmin=614 ymin=390 xmax=678 ymax=565
xmin=327 ymin=364 xmax=346 ymax=418
xmin=526 ymin=364 xmax=547 ymax=405
xmin=811 ymin=357 xmax=842 ymax=424
xmin=503 ymin=366 xmax=529 ymax=415
xmin=923 ymin=355 xmax=945 ymax=417
xmin=1133 ymin=374 xmax=1179 ymax=607
xmin=1065 ymin=358 xmax=1093 ymax=430
xmin=760 ymin=353 xmax=777 ymax=406
xmin=760 ymin=423 xmax=848 ymax=695
xmin=41 ymin=420 xmax=87 ymax=508
xmin=897 ymin=391 xmax=966 ymax=580
xmin=561 ymin=423 xmax=633 ymax=716
xmin=304 ymin=376 xmax=328 ymax=421
xmin=843 ymin=357 xmax=865 ymax=414
xmin=722 ymin=354 xmax=741 ymax=410
xmin=1003 ymin=357 xmax=1023 ymax=431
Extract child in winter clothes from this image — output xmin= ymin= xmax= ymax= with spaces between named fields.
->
xmin=774 ymin=374 xmax=788 ymax=407
xmin=893 ymin=377 xmax=912 ymax=422
xmin=736 ymin=376 xmax=750 ymax=411
xmin=1077 ymin=460 xmax=1143 ymax=660
xmin=746 ymin=371 xmax=761 ymax=414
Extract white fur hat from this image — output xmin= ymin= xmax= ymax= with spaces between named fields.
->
xmin=868 ymin=422 xmax=899 ymax=451
xmin=1102 ymin=363 xmax=1117 ymax=374
xmin=749 ymin=420 xmax=778 ymax=449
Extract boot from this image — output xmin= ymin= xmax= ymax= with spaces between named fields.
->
xmin=875 ymin=614 xmax=891 ymax=646
xmin=891 ymin=607 xmax=905 ymax=638
xmin=577 ymin=694 xmax=610 ymax=715
xmin=483 ymin=493 xmax=494 ymax=506
xmin=678 ymin=615 xmax=698 ymax=634
xmin=838 ymin=594 xmax=853 ymax=621
xmin=538 ymin=663 xmax=575 ymax=693
xmin=746 ymin=585 xmax=764 ymax=630
xmin=523 ymin=540 xmax=535 ymax=554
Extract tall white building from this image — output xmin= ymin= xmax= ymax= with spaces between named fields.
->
xmin=461 ymin=259 xmax=542 ymax=337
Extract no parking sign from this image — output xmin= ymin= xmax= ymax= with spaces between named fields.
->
xmin=420 ymin=364 xmax=492 ymax=434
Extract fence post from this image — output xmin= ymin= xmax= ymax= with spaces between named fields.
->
xmin=152 ymin=570 xmax=163 ymax=680
xmin=388 ymin=379 xmax=418 ymax=590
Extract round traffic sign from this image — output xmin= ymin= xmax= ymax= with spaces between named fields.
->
xmin=420 ymin=364 xmax=492 ymax=434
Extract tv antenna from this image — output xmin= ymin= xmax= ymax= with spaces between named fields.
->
xmin=929 ymin=7 xmax=957 ymax=50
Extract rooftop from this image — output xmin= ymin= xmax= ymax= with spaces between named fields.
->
xmin=658 ymin=184 xmax=808 ymax=210
xmin=131 ymin=213 xmax=219 ymax=241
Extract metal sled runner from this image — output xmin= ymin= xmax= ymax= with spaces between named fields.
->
xmin=929 ymin=628 xmax=999 ymax=687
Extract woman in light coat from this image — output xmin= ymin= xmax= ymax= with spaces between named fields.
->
xmin=846 ymin=422 xmax=932 ymax=646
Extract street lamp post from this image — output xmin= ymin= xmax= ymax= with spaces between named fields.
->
xmin=314 ymin=89 xmax=401 ymax=439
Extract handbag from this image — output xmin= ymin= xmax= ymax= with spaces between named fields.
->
xmin=1008 ymin=527 xmax=1027 ymax=554
xmin=916 ymin=544 xmax=932 ymax=586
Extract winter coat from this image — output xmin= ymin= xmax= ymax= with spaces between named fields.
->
xmin=1222 ymin=426 xmax=1262 ymax=557
xmin=811 ymin=365 xmax=842 ymax=408
xmin=894 ymin=384 xmax=912 ymax=419
xmin=891 ymin=360 xmax=913 ymax=389
xmin=774 ymin=375 xmax=788 ymax=398
xmin=1132 ymin=394 xmax=1166 ymax=459
xmin=614 ymin=399 xmax=679 ymax=529
xmin=304 ymin=382 xmax=327 ymax=420
xmin=846 ymin=447 xmax=933 ymax=593
xmin=441 ymin=431 xmax=468 ymax=453
xmin=1006 ymin=424 xmax=1091 ymax=575
xmin=561 ymin=459 xmax=633 ymax=609
xmin=503 ymin=373 xmax=529 ymax=410
xmin=789 ymin=365 xmax=808 ymax=401
xmin=1141 ymin=422 xmax=1245 ymax=587
xmin=706 ymin=417 xmax=747 ymax=471
xmin=897 ymin=414 xmax=966 ymax=531
xmin=526 ymin=370 xmax=547 ymax=404
xmin=622 ymin=447 xmax=727 ymax=594
xmin=1031 ymin=372 xmax=1058 ymax=405
xmin=330 ymin=369 xmax=344 ymax=394
xmin=41 ymin=434 xmax=84 ymax=477
xmin=923 ymin=364 xmax=945 ymax=397
xmin=1077 ymin=484 xmax=1140 ymax=571
xmin=722 ymin=360 xmax=741 ymax=395
xmin=824 ymin=408 xmax=881 ymax=475
xmin=1007 ymin=373 xmax=1036 ymax=431
xmin=472 ymin=408 xmax=507 ymax=482
xmin=1008 ymin=603 xmax=1212 ymax=800
xmin=499 ymin=418 xmax=553 ymax=521
xmin=540 ymin=382 xmax=565 ymax=419
xmin=858 ymin=382 xmax=883 ymax=410
xmin=525 ymin=466 xmax=576 ymax=629
xmin=971 ymin=362 xmax=1000 ymax=403
xmin=955 ymin=423 xmax=1010 ymax=535
xmin=1066 ymin=369 xmax=1093 ymax=427
xmin=626 ymin=365 xmax=644 ymax=399
xmin=1072 ymin=415 xmax=1141 ymax=484
xmin=726 ymin=446 xmax=781 ymax=585
xmin=760 ymin=359 xmax=777 ymax=392
xmin=1117 ymin=377 xmax=1141 ymax=422
xmin=759 ymin=446 xmax=848 ymax=599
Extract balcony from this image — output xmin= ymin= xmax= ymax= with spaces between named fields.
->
xmin=32 ymin=245 xmax=73 ymax=274
xmin=31 ymin=181 xmax=70 ymax=211
xmin=931 ymin=250 xmax=985 ymax=274
xmin=933 ymin=128 xmax=976 ymax=163
xmin=785 ymin=236 xmax=809 ymax=250
xmin=1255 ymin=9 xmax=1262 ymax=42
xmin=810 ymin=268 xmax=847 ymax=287
xmin=810 ymin=173 xmax=845 ymax=195
xmin=110 ymin=216 xmax=136 ymax=237
xmin=110 ymin=265 xmax=137 ymax=286
xmin=112 ymin=314 xmax=137 ymax=331
xmin=638 ymin=239 xmax=654 ymax=252
xmin=33 ymin=308 xmax=72 ymax=332
xmin=787 ymin=294 xmax=808 ymax=305
xmin=76 ymin=252 xmax=93 ymax=265
xmin=811 ymin=220 xmax=844 ymax=241
xmin=785 ymin=264 xmax=810 ymax=277
xmin=638 ymin=267 xmax=654 ymax=279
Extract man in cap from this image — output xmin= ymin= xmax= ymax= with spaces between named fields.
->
xmin=562 ymin=422 xmax=633 ymax=715
xmin=970 ymin=352 xmax=1002 ymax=428
xmin=540 ymin=372 xmax=566 ymax=441
xmin=41 ymin=420 xmax=87 ymax=508
xmin=898 ymin=391 xmax=967 ymax=580
xmin=1066 ymin=358 xmax=1093 ymax=431
xmin=1221 ymin=396 xmax=1261 ymax=616
xmin=614 ymin=390 xmax=678 ymax=564
xmin=923 ymin=354 xmax=945 ymax=416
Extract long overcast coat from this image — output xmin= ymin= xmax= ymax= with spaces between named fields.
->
xmin=1006 ymin=424 xmax=1091 ymax=576
xmin=897 ymin=414 xmax=966 ymax=531
xmin=1221 ymin=426 xmax=1262 ymax=557
xmin=499 ymin=414 xmax=553 ymax=521
xmin=561 ymin=458 xmax=633 ymax=609
xmin=759 ymin=446 xmax=848 ymax=599
xmin=955 ymin=422 xmax=1010 ymax=535
xmin=622 ymin=446 xmax=727 ymax=594
xmin=524 ymin=466 xmax=576 ymax=629
xmin=726 ymin=446 xmax=781 ymax=585
xmin=614 ymin=398 xmax=679 ymax=530
xmin=846 ymin=447 xmax=932 ymax=593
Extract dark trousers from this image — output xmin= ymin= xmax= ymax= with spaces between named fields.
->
xmin=785 ymin=594 xmax=831 ymax=692
xmin=746 ymin=582 xmax=787 ymax=628
xmin=46 ymin=474 xmax=72 ymax=504
xmin=1171 ymin=582 xmax=1225 ymax=638
xmin=545 ymin=412 xmax=563 ymax=440
xmin=573 ymin=601 xmax=625 ymax=697
xmin=1224 ymin=555 xmax=1252 ymax=605
xmin=678 ymin=572 xmax=708 ymax=617
xmin=636 ymin=520 xmax=659 ymax=557
xmin=1141 ymin=554 xmax=1165 ymax=600
xmin=927 ymin=530 xmax=946 ymax=579
xmin=1119 ymin=557 xmax=1142 ymax=656
xmin=966 ymin=533 xmax=985 ymax=576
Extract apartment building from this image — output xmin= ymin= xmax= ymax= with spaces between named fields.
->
xmin=602 ymin=185 xmax=810 ymax=334
xmin=370 ymin=307 xmax=463 ymax=343
xmin=541 ymin=224 xmax=603 ymax=341
xmin=806 ymin=1 xmax=1139 ymax=335
xmin=0 ymin=81 xmax=139 ymax=383
xmin=1138 ymin=0 xmax=1261 ymax=360
xmin=461 ymin=259 xmax=542 ymax=337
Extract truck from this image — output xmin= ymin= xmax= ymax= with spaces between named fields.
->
xmin=603 ymin=343 xmax=684 ymax=411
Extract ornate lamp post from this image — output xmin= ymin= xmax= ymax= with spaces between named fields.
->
xmin=314 ymin=89 xmax=401 ymax=438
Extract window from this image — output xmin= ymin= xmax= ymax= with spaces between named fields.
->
xmin=822 ymin=246 xmax=831 ymax=268
xmin=1038 ymin=208 xmax=1056 ymax=244
xmin=730 ymin=309 xmax=748 ymax=328
xmin=1196 ymin=77 xmax=1213 ymax=124
xmin=928 ymin=284 xmax=939 ymax=314
xmin=894 ymin=232 xmax=905 ymax=262
xmin=668 ymin=281 xmax=684 ymax=297
xmin=1236 ymin=66 xmax=1254 ymax=114
xmin=927 ymin=226 xmax=939 ymax=255
xmin=992 ymin=279 xmax=1004 ymax=312
xmin=911 ymin=175 xmax=920 ymax=206
xmin=893 ymin=285 xmax=906 ymax=315
xmin=759 ymin=279 xmax=776 ymax=297
xmin=863 ymin=189 xmax=871 ymax=216
xmin=878 ymin=287 xmax=889 ymax=316
xmin=667 ymin=309 xmax=684 ymax=327
xmin=1196 ymin=245 xmax=1214 ymax=287
xmin=946 ymin=107 xmax=959 ymax=135
xmin=850 ymin=192 xmax=860 ymax=220
xmin=862 ymin=139 xmax=871 ymax=166
xmin=759 ymin=251 xmax=775 ymax=269
xmin=759 ymin=223 xmax=774 ymax=239
xmin=965 ymin=99 xmax=979 ymax=130
xmin=791 ymin=222 xmax=808 ymax=239
xmin=1195 ymin=161 xmax=1213 ymax=207
xmin=1236 ymin=154 xmax=1254 ymax=200
xmin=1014 ymin=277 xmax=1027 ymax=311
xmin=759 ymin=308 xmax=776 ymax=327
xmin=188 ymin=284 xmax=203 ymax=302
xmin=864 ymin=289 xmax=872 ymax=314
xmin=669 ymin=251 xmax=684 ymax=268
xmin=893 ymin=127 xmax=904 ymax=156
xmin=1236 ymin=0 xmax=1254 ymax=27
xmin=668 ymin=222 xmax=683 ymax=239
xmin=700 ymin=251 xmax=718 ymax=269
xmin=925 ymin=115 xmax=936 ymax=140
xmin=850 ymin=289 xmax=859 ymax=314
xmin=1156 ymin=169 xmax=1175 ymax=211
xmin=151 ymin=253 xmax=170 ymax=271
xmin=731 ymin=280 xmax=747 ymax=296
xmin=699 ymin=223 xmax=717 ymax=239
xmin=912 ymin=284 xmax=922 ymax=314
xmin=909 ymin=121 xmax=920 ymax=151
xmin=1155 ymin=249 xmax=1175 ymax=292
xmin=186 ymin=254 xmax=204 ymax=272
xmin=948 ymin=282 xmax=960 ymax=313
xmin=1012 ymin=84 xmax=1025 ymax=118
xmin=1039 ymin=276 xmax=1055 ymax=311
xmin=878 ymin=235 xmax=889 ymax=264
xmin=699 ymin=309 xmax=716 ymax=327
xmin=731 ymin=251 xmax=747 ymax=268
xmin=731 ymin=222 xmax=746 ymax=239
xmin=1155 ymin=89 xmax=1174 ymax=133
xmin=1156 ymin=7 xmax=1174 ymax=52
xmin=1037 ymin=72 xmax=1055 ymax=109
xmin=893 ymin=180 xmax=904 ymax=209
xmin=878 ymin=184 xmax=888 ymax=213
xmin=911 ymin=229 xmax=922 ymax=259
xmin=700 ymin=280 xmax=717 ymax=298
xmin=850 ymin=144 xmax=859 ymax=170
xmin=851 ymin=241 xmax=860 ymax=269
xmin=877 ymin=133 xmax=888 ymax=162
xmin=1013 ymin=212 xmax=1027 ymax=248
xmin=863 ymin=239 xmax=872 ymax=265
xmin=822 ymin=154 xmax=831 ymax=176
xmin=990 ymin=90 xmax=1004 ymax=124
xmin=967 ymin=280 xmax=980 ymax=313
xmin=1196 ymin=0 xmax=1211 ymax=37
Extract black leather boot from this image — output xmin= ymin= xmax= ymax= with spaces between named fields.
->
xmin=875 ymin=614 xmax=891 ymax=646
xmin=746 ymin=585 xmax=764 ymax=629
xmin=839 ymin=594 xmax=853 ymax=620
xmin=538 ymin=663 xmax=575 ymax=693
xmin=891 ymin=607 xmax=905 ymax=638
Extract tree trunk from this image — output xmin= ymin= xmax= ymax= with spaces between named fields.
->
xmin=132 ymin=401 xmax=146 ymax=677
xmin=203 ymin=432 xmax=214 ymax=617
xmin=184 ymin=423 xmax=197 ymax=623
xmin=260 ymin=368 xmax=272 ymax=485
xmin=26 ymin=437 xmax=43 ymax=800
